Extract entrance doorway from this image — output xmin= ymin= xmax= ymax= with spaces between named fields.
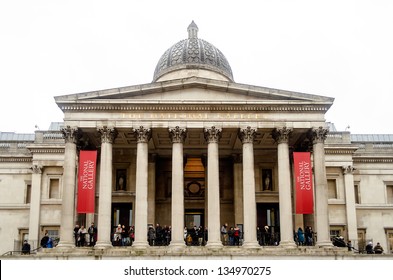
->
xmin=185 ymin=209 xmax=204 ymax=229
xmin=257 ymin=203 xmax=280 ymax=245
xmin=112 ymin=203 xmax=133 ymax=232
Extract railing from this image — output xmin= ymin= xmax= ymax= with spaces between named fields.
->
xmin=1 ymin=246 xmax=41 ymax=256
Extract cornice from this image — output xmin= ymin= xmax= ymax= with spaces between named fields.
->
xmin=325 ymin=146 xmax=358 ymax=155
xmin=0 ymin=157 xmax=32 ymax=162
xmin=58 ymin=103 xmax=331 ymax=113
xmin=27 ymin=148 xmax=65 ymax=154
xmin=0 ymin=205 xmax=31 ymax=210
xmin=356 ymin=205 xmax=393 ymax=210
xmin=353 ymin=157 xmax=393 ymax=163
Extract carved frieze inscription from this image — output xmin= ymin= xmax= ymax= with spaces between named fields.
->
xmin=121 ymin=112 xmax=260 ymax=120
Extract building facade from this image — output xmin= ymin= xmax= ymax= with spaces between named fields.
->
xmin=1 ymin=22 xmax=393 ymax=255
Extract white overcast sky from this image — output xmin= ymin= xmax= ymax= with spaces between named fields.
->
xmin=1 ymin=0 xmax=392 ymax=134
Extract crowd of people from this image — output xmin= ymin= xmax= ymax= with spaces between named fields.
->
xmin=365 ymin=241 xmax=384 ymax=254
xmin=73 ymin=223 xmax=98 ymax=247
xmin=185 ymin=225 xmax=208 ymax=246
xmin=294 ymin=226 xmax=315 ymax=246
xmin=69 ymin=222 xmax=283 ymax=247
xmin=21 ymin=222 xmax=385 ymax=254
xmin=113 ymin=224 xmax=135 ymax=246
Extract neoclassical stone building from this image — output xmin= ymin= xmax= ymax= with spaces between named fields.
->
xmin=1 ymin=22 xmax=393 ymax=255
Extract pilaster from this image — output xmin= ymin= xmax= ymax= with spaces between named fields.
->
xmin=28 ymin=164 xmax=42 ymax=249
xmin=342 ymin=165 xmax=358 ymax=242
xmin=147 ymin=154 xmax=156 ymax=227
xmin=232 ymin=154 xmax=243 ymax=226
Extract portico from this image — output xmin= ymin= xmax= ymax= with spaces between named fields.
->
xmin=54 ymin=78 xmax=334 ymax=251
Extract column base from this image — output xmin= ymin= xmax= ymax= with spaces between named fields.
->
xmin=94 ymin=241 xmax=113 ymax=250
xmin=168 ymin=241 xmax=186 ymax=253
xmin=56 ymin=241 xmax=75 ymax=249
xmin=169 ymin=241 xmax=186 ymax=248
xmin=278 ymin=240 xmax=297 ymax=248
xmin=316 ymin=240 xmax=334 ymax=248
xmin=242 ymin=241 xmax=260 ymax=249
xmin=205 ymin=241 xmax=223 ymax=249
xmin=132 ymin=241 xmax=149 ymax=249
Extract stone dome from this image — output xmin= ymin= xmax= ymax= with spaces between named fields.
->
xmin=153 ymin=21 xmax=234 ymax=82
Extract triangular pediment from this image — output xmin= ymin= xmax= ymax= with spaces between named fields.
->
xmin=55 ymin=76 xmax=334 ymax=105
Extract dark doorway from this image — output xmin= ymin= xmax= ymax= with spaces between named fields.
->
xmin=257 ymin=203 xmax=280 ymax=245
xmin=185 ymin=209 xmax=204 ymax=229
xmin=112 ymin=203 xmax=133 ymax=232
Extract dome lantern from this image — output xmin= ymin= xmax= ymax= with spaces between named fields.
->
xmin=187 ymin=20 xmax=199 ymax=39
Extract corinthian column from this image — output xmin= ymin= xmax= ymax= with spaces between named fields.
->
xmin=310 ymin=127 xmax=333 ymax=247
xmin=238 ymin=127 xmax=259 ymax=247
xmin=343 ymin=166 xmax=358 ymax=243
xmin=28 ymin=165 xmax=42 ymax=249
xmin=57 ymin=126 xmax=80 ymax=249
xmin=132 ymin=126 xmax=151 ymax=248
xmin=204 ymin=126 xmax=223 ymax=248
xmin=272 ymin=127 xmax=296 ymax=248
xmin=95 ymin=126 xmax=117 ymax=249
xmin=169 ymin=126 xmax=187 ymax=248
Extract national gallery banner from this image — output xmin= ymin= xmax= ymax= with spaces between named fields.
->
xmin=294 ymin=152 xmax=314 ymax=214
xmin=77 ymin=150 xmax=97 ymax=213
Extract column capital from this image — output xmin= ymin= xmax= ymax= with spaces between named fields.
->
xmin=342 ymin=165 xmax=356 ymax=175
xmin=169 ymin=126 xmax=187 ymax=144
xmin=204 ymin=126 xmax=222 ymax=143
xmin=271 ymin=127 xmax=292 ymax=144
xmin=31 ymin=164 xmax=43 ymax=174
xmin=238 ymin=126 xmax=257 ymax=144
xmin=310 ymin=126 xmax=329 ymax=144
xmin=61 ymin=126 xmax=81 ymax=144
xmin=132 ymin=126 xmax=152 ymax=143
xmin=97 ymin=126 xmax=118 ymax=144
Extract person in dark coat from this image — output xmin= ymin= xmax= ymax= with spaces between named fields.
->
xmin=88 ymin=222 xmax=97 ymax=246
xmin=40 ymin=232 xmax=49 ymax=248
xmin=21 ymin=240 xmax=31 ymax=254
xmin=374 ymin=242 xmax=384 ymax=254
xmin=366 ymin=242 xmax=374 ymax=254
xmin=148 ymin=226 xmax=155 ymax=246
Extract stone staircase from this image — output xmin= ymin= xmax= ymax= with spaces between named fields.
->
xmin=2 ymin=246 xmax=392 ymax=260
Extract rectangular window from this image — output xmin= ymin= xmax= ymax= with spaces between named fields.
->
xmin=357 ymin=229 xmax=367 ymax=253
xmin=328 ymin=179 xmax=337 ymax=199
xmin=42 ymin=227 xmax=60 ymax=247
xmin=354 ymin=184 xmax=360 ymax=204
xmin=330 ymin=226 xmax=345 ymax=247
xmin=25 ymin=184 xmax=31 ymax=204
xmin=388 ymin=231 xmax=393 ymax=254
xmin=330 ymin=229 xmax=341 ymax=240
xmin=17 ymin=229 xmax=29 ymax=251
xmin=387 ymin=185 xmax=393 ymax=204
xmin=49 ymin=178 xmax=60 ymax=199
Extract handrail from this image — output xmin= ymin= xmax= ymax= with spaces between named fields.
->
xmin=1 ymin=246 xmax=42 ymax=256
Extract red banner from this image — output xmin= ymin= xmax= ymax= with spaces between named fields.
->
xmin=294 ymin=152 xmax=314 ymax=214
xmin=77 ymin=150 xmax=97 ymax=213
